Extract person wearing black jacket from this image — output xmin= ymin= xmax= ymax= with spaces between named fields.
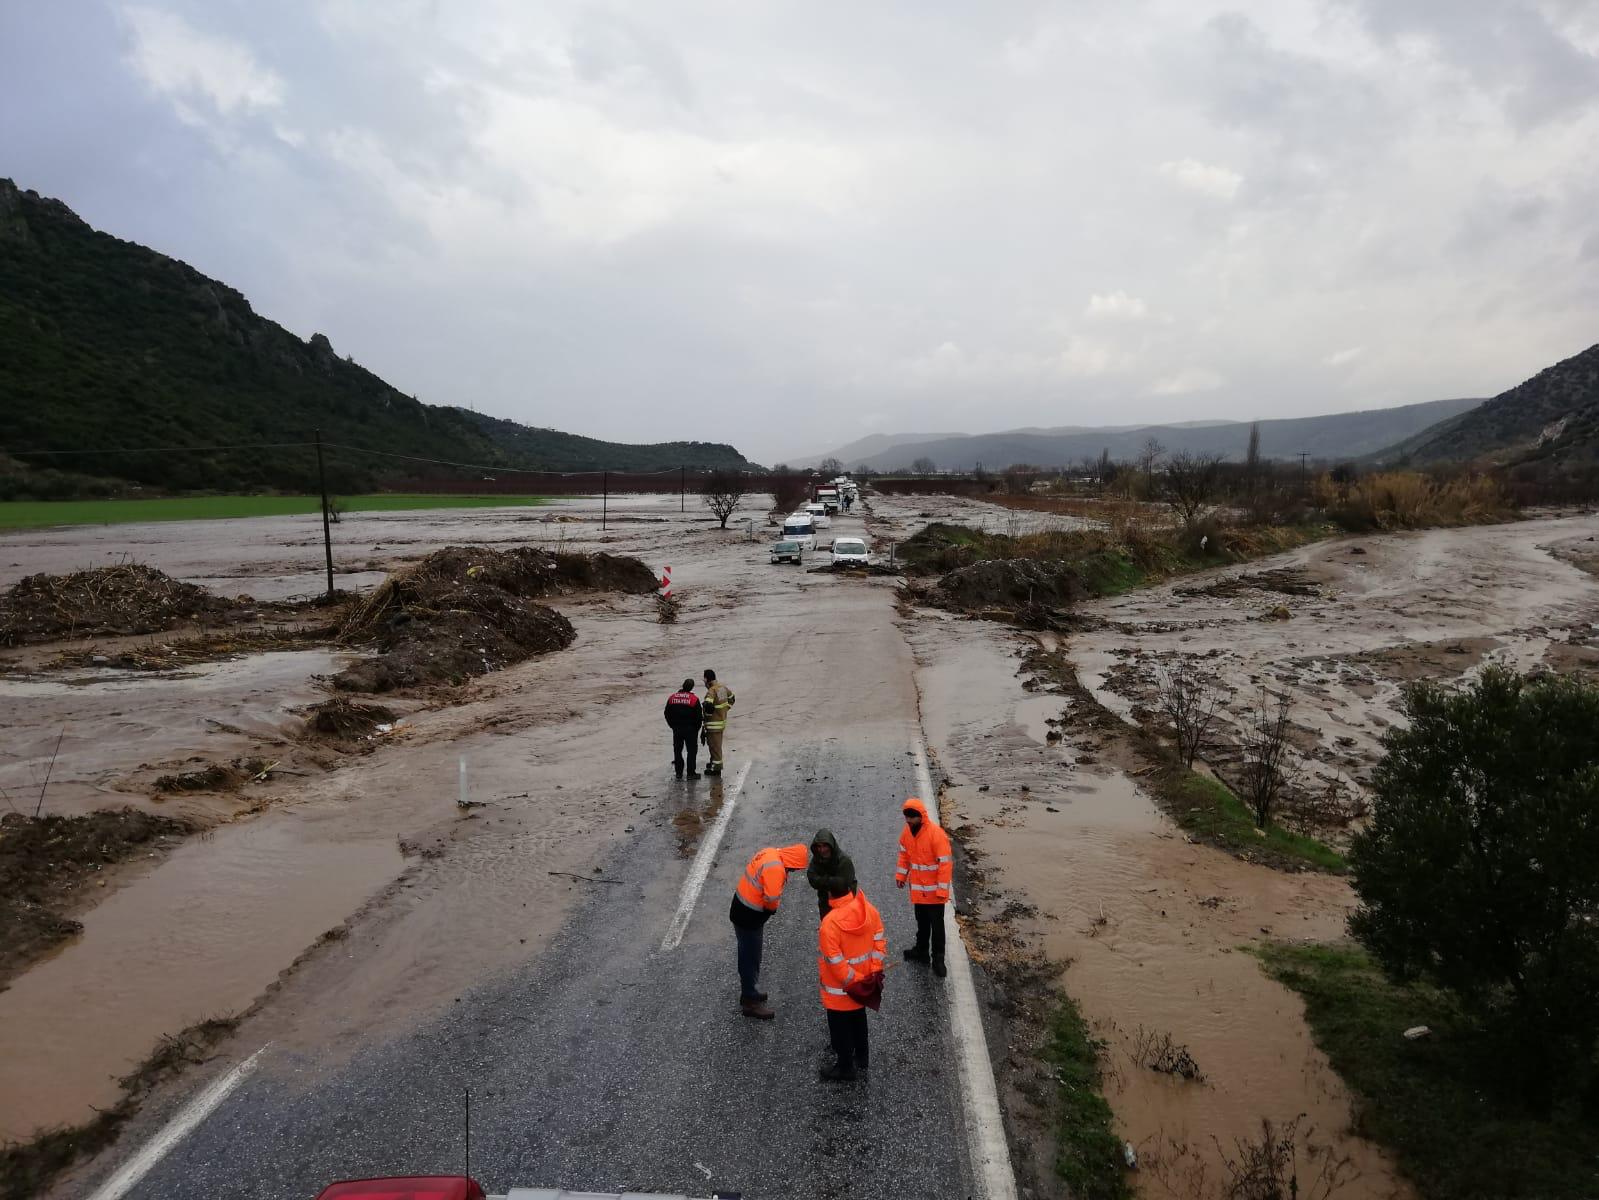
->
xmin=664 ymin=678 xmax=703 ymax=778
xmin=807 ymin=828 xmax=856 ymax=918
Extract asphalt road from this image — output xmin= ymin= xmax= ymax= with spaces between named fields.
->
xmin=116 ymin=737 xmax=979 ymax=1200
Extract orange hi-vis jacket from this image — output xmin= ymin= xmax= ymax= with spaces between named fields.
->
xmin=818 ymin=888 xmax=887 ymax=1011
xmin=896 ymin=797 xmax=953 ymax=905
xmin=735 ymin=844 xmax=811 ymax=914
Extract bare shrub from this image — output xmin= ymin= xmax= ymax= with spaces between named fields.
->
xmin=1129 ymin=1026 xmax=1206 ymax=1082
xmin=1315 ymin=470 xmax=1513 ymax=532
xmin=700 ymin=469 xmax=748 ymax=528
xmin=1140 ymin=1116 xmax=1355 ymax=1200
xmin=1163 ymin=451 xmax=1226 ymax=534
xmin=656 ymin=592 xmax=680 ymax=624
xmin=1156 ymin=660 xmax=1225 ymax=767
xmin=768 ymin=474 xmax=808 ymax=518
xmin=1237 ymin=688 xmax=1298 ymax=828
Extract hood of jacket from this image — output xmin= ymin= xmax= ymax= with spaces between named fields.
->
xmin=777 ymin=843 xmax=812 ymax=870
xmin=826 ymin=887 xmax=872 ymax=934
xmin=811 ymin=828 xmax=841 ymax=859
xmin=902 ymin=796 xmax=932 ymax=823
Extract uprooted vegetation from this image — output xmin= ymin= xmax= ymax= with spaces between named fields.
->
xmin=332 ymin=545 xmax=654 ymax=692
xmin=0 ymin=1014 xmax=238 ymax=1200
xmin=0 ymin=808 xmax=193 ymax=986
xmin=305 ymin=696 xmax=397 ymax=739
xmin=0 ymin=563 xmax=239 ymax=647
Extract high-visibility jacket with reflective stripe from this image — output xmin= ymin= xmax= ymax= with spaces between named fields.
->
xmin=818 ymin=889 xmax=886 ymax=1012
xmin=703 ymin=682 xmax=735 ymax=731
xmin=895 ymin=796 xmax=953 ymax=905
xmin=735 ymin=843 xmax=810 ymax=913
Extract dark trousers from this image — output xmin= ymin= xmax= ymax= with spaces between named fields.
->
xmin=734 ymin=924 xmax=764 ymax=1001
xmin=826 ymin=1008 xmax=869 ymax=1068
xmin=913 ymin=902 xmax=947 ymax=964
xmin=672 ymin=729 xmax=698 ymax=773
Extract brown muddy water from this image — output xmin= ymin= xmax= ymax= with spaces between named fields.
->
xmin=904 ymin=610 xmax=1412 ymax=1197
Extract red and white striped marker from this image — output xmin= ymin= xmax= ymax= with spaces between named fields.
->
xmin=659 ymin=564 xmax=672 ymax=596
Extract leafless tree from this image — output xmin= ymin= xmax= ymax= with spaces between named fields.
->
xmin=912 ymin=456 xmax=937 ymax=475
xmin=819 ymin=456 xmax=844 ymax=475
xmin=1156 ymin=660 xmax=1225 ymax=766
xmin=768 ymin=473 xmax=808 ymax=518
xmin=1237 ymin=687 xmax=1298 ymax=828
xmin=1138 ymin=437 xmax=1165 ymax=479
xmin=1163 ymin=450 xmax=1226 ymax=533
xmin=701 ymin=469 xmax=748 ymax=528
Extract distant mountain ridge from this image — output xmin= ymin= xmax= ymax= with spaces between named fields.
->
xmin=828 ymin=398 xmax=1482 ymax=472
xmin=0 ymin=178 xmax=757 ymax=494
xmin=1371 ymin=342 xmax=1599 ymax=470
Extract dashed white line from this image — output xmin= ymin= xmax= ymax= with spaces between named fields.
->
xmin=660 ymin=760 xmax=752 ymax=951
xmin=914 ymin=737 xmax=1019 ymax=1200
xmin=86 ymin=1042 xmax=271 ymax=1200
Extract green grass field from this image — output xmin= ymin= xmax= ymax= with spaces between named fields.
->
xmin=0 ymin=495 xmax=550 ymax=531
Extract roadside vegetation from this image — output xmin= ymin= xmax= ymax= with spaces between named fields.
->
xmin=0 ymin=493 xmax=549 ymax=530
xmin=1261 ymin=669 xmax=1599 ymax=1198
xmin=1044 ymin=997 xmax=1132 ymax=1199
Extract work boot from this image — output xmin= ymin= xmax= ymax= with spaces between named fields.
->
xmin=741 ymin=998 xmax=775 ymax=1020
xmin=902 ymin=947 xmax=930 ymax=963
xmin=686 ymin=770 xmax=701 ymax=779
xmin=819 ymin=1061 xmax=857 ymax=1082
xmin=933 ymin=960 xmax=948 ymax=979
xmin=674 ymin=766 xmax=684 ymax=778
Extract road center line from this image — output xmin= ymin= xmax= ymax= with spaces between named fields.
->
xmin=86 ymin=1042 xmax=271 ymax=1200
xmin=660 ymin=760 xmax=752 ymax=951
xmin=914 ymin=737 xmax=1019 ymax=1200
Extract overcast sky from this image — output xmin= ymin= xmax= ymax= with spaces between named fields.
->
xmin=4 ymin=1 xmax=1598 ymax=464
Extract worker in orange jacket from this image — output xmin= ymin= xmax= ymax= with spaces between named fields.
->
xmin=896 ymin=796 xmax=953 ymax=978
xmin=818 ymin=881 xmax=886 ymax=1081
xmin=729 ymin=842 xmax=811 ymax=1019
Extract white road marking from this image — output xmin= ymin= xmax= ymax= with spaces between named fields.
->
xmin=914 ymin=737 xmax=1019 ymax=1200
xmin=660 ymin=760 xmax=752 ymax=951
xmin=86 ymin=1042 xmax=271 ymax=1200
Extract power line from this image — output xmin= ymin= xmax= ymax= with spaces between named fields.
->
xmin=9 ymin=440 xmax=319 ymax=457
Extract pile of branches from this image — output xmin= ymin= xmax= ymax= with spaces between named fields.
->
xmin=0 ymin=564 xmax=237 ymax=646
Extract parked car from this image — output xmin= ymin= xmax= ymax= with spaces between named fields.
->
xmin=780 ymin=514 xmax=817 ymax=550
xmin=830 ymin=537 xmax=872 ymax=567
xmin=770 ymin=539 xmax=806 ymax=565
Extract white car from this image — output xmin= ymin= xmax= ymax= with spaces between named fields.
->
xmin=830 ymin=537 xmax=872 ymax=567
xmin=779 ymin=515 xmax=817 ymax=550
xmin=803 ymin=502 xmax=832 ymax=529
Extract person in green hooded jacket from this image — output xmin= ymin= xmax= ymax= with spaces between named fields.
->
xmin=807 ymin=829 xmax=856 ymax=918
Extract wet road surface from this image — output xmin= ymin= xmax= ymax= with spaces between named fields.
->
xmin=114 ymin=739 xmax=979 ymax=1200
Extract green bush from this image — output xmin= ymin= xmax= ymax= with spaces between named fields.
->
xmin=1349 ymin=668 xmax=1599 ymax=1106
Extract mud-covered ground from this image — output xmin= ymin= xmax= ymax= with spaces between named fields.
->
xmin=900 ymin=503 xmax=1599 ymax=1198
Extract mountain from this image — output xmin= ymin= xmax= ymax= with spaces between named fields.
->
xmin=0 ymin=179 xmax=757 ymax=495
xmin=1371 ymin=342 xmax=1599 ymax=470
xmin=845 ymin=397 xmax=1482 ymax=472
xmin=790 ymin=431 xmax=966 ymax=469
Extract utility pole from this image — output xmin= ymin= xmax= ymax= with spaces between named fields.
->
xmin=314 ymin=428 xmax=334 ymax=602
xmin=680 ymin=465 xmax=685 ymax=513
xmin=1299 ymin=451 xmax=1310 ymax=494
xmin=602 ymin=470 xmax=608 ymax=531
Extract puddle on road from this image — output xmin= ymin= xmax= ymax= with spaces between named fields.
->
xmin=0 ymin=817 xmax=400 ymax=1140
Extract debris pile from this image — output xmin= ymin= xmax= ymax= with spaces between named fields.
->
xmin=935 ymin=557 xmax=1083 ymax=613
xmin=0 ymin=564 xmax=237 ymax=646
xmin=305 ymin=697 xmax=397 ymax=738
xmin=328 ymin=544 xmax=664 ymax=692
xmin=153 ymin=763 xmax=244 ymax=792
